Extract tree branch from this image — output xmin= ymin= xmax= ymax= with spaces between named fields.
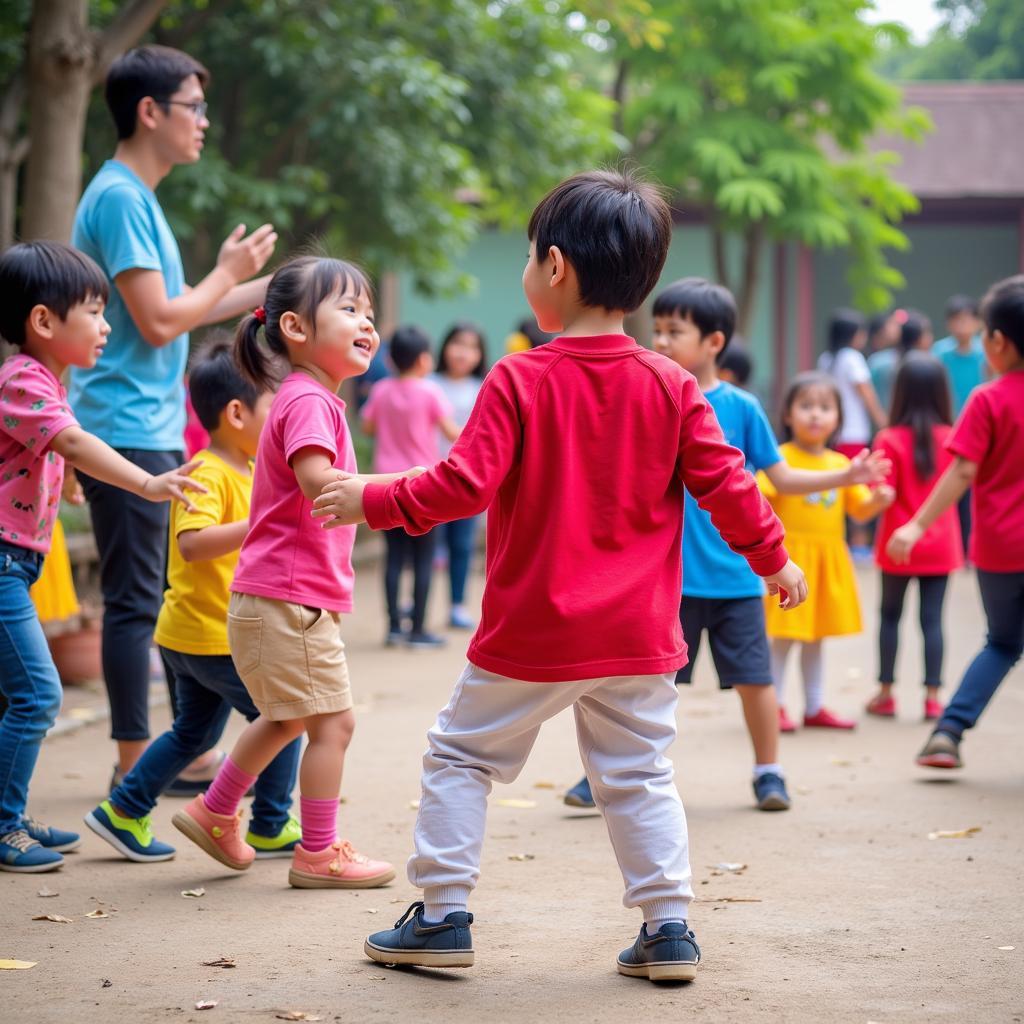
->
xmin=711 ymin=223 xmax=730 ymax=291
xmin=93 ymin=0 xmax=169 ymax=83
xmin=736 ymin=221 xmax=765 ymax=337
xmin=154 ymin=0 xmax=232 ymax=50
xmin=612 ymin=59 xmax=628 ymax=136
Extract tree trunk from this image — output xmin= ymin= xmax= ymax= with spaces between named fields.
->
xmin=0 ymin=70 xmax=28 ymax=249
xmin=735 ymin=222 xmax=764 ymax=339
xmin=711 ymin=223 xmax=731 ymax=292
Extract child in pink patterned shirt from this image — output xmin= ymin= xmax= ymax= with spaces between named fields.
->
xmin=0 ymin=241 xmax=202 ymax=874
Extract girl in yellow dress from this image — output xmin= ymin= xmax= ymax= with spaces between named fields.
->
xmin=759 ymin=372 xmax=894 ymax=731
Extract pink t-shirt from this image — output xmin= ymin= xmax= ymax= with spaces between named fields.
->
xmin=0 ymin=355 xmax=79 ymax=553
xmin=232 ymin=373 xmax=357 ymax=612
xmin=361 ymin=377 xmax=452 ymax=473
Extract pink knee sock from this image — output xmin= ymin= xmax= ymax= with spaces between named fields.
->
xmin=203 ymin=756 xmax=257 ymax=817
xmin=300 ymin=796 xmax=338 ymax=852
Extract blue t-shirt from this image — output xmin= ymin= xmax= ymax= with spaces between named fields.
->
xmin=933 ymin=334 xmax=986 ymax=415
xmin=682 ymin=381 xmax=781 ymax=598
xmin=867 ymin=347 xmax=899 ymax=417
xmin=69 ymin=160 xmax=187 ymax=451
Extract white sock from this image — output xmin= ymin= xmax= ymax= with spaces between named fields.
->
xmin=770 ymin=638 xmax=794 ymax=706
xmin=642 ymin=898 xmax=690 ymax=932
xmin=423 ymin=902 xmax=466 ymax=923
xmin=422 ymin=884 xmax=471 ymax=923
xmin=753 ymin=763 xmax=784 ymax=779
xmin=801 ymin=641 xmax=825 ymax=716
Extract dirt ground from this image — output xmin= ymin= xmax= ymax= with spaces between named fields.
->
xmin=3 ymin=562 xmax=1022 ymax=1024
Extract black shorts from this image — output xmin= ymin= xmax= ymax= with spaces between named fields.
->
xmin=675 ymin=595 xmax=772 ymax=688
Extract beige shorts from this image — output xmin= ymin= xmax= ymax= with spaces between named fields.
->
xmin=227 ymin=592 xmax=353 ymax=720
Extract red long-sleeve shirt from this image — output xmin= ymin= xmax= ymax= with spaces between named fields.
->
xmin=363 ymin=334 xmax=788 ymax=682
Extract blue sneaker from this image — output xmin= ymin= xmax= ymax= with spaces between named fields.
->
xmin=564 ymin=775 xmax=595 ymax=808
xmin=0 ymin=828 xmax=64 ymax=873
xmin=83 ymin=801 xmax=176 ymax=862
xmin=753 ymin=772 xmax=791 ymax=811
xmin=23 ymin=817 xmax=81 ymax=852
xmin=364 ymin=901 xmax=474 ymax=968
xmin=617 ymin=922 xmax=700 ymax=982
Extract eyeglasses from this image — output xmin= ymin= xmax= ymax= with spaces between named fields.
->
xmin=157 ymin=99 xmax=208 ymax=120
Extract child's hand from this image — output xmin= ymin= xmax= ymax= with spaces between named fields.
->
xmin=61 ymin=468 xmax=84 ymax=506
xmin=140 ymin=459 xmax=208 ymax=512
xmin=763 ymin=559 xmax=808 ymax=610
xmin=312 ymin=473 xmax=368 ymax=528
xmin=874 ymin=484 xmax=896 ymax=509
xmin=846 ymin=449 xmax=891 ymax=486
xmin=886 ymin=521 xmax=923 ymax=564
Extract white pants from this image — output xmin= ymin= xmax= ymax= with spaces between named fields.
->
xmin=409 ymin=664 xmax=693 ymax=922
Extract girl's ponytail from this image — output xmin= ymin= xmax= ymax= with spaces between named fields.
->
xmin=235 ymin=312 xmax=275 ymax=391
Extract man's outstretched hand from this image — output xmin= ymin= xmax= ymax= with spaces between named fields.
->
xmin=764 ymin=559 xmax=808 ymax=610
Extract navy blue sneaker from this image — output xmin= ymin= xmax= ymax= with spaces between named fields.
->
xmin=23 ymin=817 xmax=81 ymax=852
xmin=617 ymin=922 xmax=700 ymax=983
xmin=84 ymin=801 xmax=176 ymax=862
xmin=365 ymin=900 xmax=474 ymax=968
xmin=564 ymin=775 xmax=595 ymax=808
xmin=0 ymin=829 xmax=63 ymax=873
xmin=405 ymin=631 xmax=447 ymax=649
xmin=753 ymin=772 xmax=791 ymax=811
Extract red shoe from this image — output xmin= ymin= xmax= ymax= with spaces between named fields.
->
xmin=803 ymin=707 xmax=857 ymax=730
xmin=865 ymin=695 xmax=897 ymax=718
xmin=924 ymin=698 xmax=944 ymax=721
xmin=778 ymin=706 xmax=798 ymax=733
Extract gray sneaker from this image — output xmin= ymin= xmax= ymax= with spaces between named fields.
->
xmin=617 ymin=922 xmax=700 ymax=983
xmin=916 ymin=730 xmax=962 ymax=769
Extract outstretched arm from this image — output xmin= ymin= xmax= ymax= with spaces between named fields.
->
xmin=764 ymin=448 xmax=891 ymax=495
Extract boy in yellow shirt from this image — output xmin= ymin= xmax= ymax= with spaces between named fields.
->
xmin=84 ymin=341 xmax=300 ymax=861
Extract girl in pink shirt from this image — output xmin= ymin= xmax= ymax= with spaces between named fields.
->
xmin=173 ymin=255 xmax=419 ymax=888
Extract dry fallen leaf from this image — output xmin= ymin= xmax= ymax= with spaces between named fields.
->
xmin=496 ymin=798 xmax=536 ymax=809
xmin=703 ymin=897 xmax=763 ymax=904
xmin=366 ymin=909 xmax=378 ymax=914
xmin=508 ymin=853 xmax=535 ymax=862
xmin=195 ymin=1000 xmax=218 ymax=1010
xmin=36 ymin=887 xmax=59 ymax=898
xmin=85 ymin=908 xmax=109 ymax=919
xmin=997 ymin=946 xmax=1015 ymax=951
xmin=927 ymin=827 xmax=981 ymax=840
xmin=32 ymin=914 xmax=73 ymax=924
xmin=830 ymin=757 xmax=853 ymax=767
xmin=532 ymin=781 xmax=555 ymax=790
xmin=407 ymin=800 xmax=420 ymax=810
xmin=181 ymin=887 xmax=206 ymax=898
xmin=0 ymin=960 xmax=37 ymax=970
xmin=201 ymin=957 xmax=236 ymax=969
xmin=276 ymin=1013 xmax=323 ymax=1022
xmin=711 ymin=862 xmax=747 ymax=873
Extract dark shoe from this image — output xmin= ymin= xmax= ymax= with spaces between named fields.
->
xmin=0 ymin=829 xmax=64 ymax=873
xmin=564 ymin=775 xmax=595 ymax=808
xmin=405 ymin=631 xmax=447 ymax=649
xmin=753 ymin=772 xmax=791 ymax=811
xmin=23 ymin=817 xmax=81 ymax=853
xmin=385 ymin=629 xmax=406 ymax=647
xmin=163 ymin=750 xmax=241 ymax=798
xmin=916 ymin=730 xmax=962 ymax=769
xmin=83 ymin=801 xmax=176 ymax=863
xmin=617 ymin=922 xmax=700 ymax=983
xmin=364 ymin=900 xmax=474 ymax=968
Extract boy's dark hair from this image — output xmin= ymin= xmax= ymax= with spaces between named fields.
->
xmin=0 ymin=241 xmax=109 ymax=347
xmin=235 ymin=255 xmax=374 ymax=391
xmin=889 ymin=353 xmax=952 ymax=480
xmin=389 ymin=325 xmax=432 ymax=373
xmin=718 ymin=337 xmax=752 ymax=385
xmin=899 ymin=310 xmax=932 ymax=355
xmin=779 ymin=371 xmax=844 ymax=443
xmin=527 ymin=169 xmax=672 ymax=313
xmin=827 ymin=308 xmax=866 ymax=353
xmin=106 ymin=45 xmax=210 ymax=140
xmin=867 ymin=311 xmax=891 ymax=341
xmin=189 ymin=336 xmax=260 ymax=432
xmin=980 ymin=275 xmax=1024 ymax=355
xmin=945 ymin=294 xmax=978 ymax=320
xmin=438 ymin=321 xmax=488 ymax=378
xmin=653 ymin=277 xmax=737 ymax=355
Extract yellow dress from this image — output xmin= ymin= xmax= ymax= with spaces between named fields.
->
xmin=758 ymin=443 xmax=873 ymax=643
xmin=29 ymin=518 xmax=81 ymax=635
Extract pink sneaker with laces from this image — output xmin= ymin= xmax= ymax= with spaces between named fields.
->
xmin=803 ymin=707 xmax=857 ymax=730
xmin=288 ymin=839 xmax=396 ymax=889
xmin=171 ymin=794 xmax=254 ymax=871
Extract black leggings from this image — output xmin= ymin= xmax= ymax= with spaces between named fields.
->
xmin=384 ymin=527 xmax=436 ymax=632
xmin=878 ymin=573 xmax=949 ymax=687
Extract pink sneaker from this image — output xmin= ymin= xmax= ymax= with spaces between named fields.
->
xmin=171 ymin=794 xmax=254 ymax=871
xmin=924 ymin=698 xmax=944 ymax=721
xmin=866 ymin=694 xmax=897 ymax=717
xmin=803 ymin=707 xmax=857 ymax=730
xmin=288 ymin=840 xmax=396 ymax=889
xmin=778 ymin=706 xmax=798 ymax=733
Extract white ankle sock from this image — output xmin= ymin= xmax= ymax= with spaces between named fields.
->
xmin=753 ymin=762 xmax=783 ymax=779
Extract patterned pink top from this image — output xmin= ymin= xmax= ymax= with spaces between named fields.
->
xmin=0 ymin=355 xmax=79 ymax=553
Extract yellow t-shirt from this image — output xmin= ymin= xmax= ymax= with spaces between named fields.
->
xmin=154 ymin=449 xmax=251 ymax=656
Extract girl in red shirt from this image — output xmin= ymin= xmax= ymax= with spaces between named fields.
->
xmin=869 ymin=354 xmax=963 ymax=721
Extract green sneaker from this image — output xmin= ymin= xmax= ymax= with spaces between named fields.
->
xmin=84 ymin=801 xmax=176 ymax=862
xmin=247 ymin=816 xmax=301 ymax=859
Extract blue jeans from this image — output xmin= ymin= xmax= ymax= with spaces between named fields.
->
xmin=0 ymin=542 xmax=63 ymax=835
xmin=443 ymin=517 xmax=479 ymax=606
xmin=110 ymin=648 xmax=300 ymax=836
xmin=938 ymin=570 xmax=1024 ymax=738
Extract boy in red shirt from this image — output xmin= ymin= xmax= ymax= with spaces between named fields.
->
xmin=888 ymin=275 xmax=1024 ymax=769
xmin=314 ymin=170 xmax=806 ymax=982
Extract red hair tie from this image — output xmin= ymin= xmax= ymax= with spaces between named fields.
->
xmin=253 ymin=306 xmax=267 ymax=324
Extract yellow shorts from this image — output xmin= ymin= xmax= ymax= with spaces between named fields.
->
xmin=227 ymin=592 xmax=353 ymax=720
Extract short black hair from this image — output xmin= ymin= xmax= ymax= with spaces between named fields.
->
xmin=945 ymin=294 xmax=978 ymax=319
xmin=189 ymin=336 xmax=260 ymax=432
xmin=899 ymin=310 xmax=932 ymax=354
xmin=653 ymin=277 xmax=737 ymax=353
xmin=718 ymin=337 xmax=752 ymax=385
xmin=389 ymin=325 xmax=432 ymax=373
xmin=980 ymin=275 xmax=1024 ymax=356
xmin=438 ymin=321 xmax=488 ymax=378
xmin=105 ymin=45 xmax=209 ymax=140
xmin=0 ymin=241 xmax=109 ymax=347
xmin=827 ymin=308 xmax=866 ymax=353
xmin=528 ymin=169 xmax=672 ymax=313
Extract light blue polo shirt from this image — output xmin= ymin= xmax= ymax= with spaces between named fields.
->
xmin=682 ymin=381 xmax=782 ymax=599
xmin=933 ymin=334 xmax=986 ymax=416
xmin=69 ymin=160 xmax=187 ymax=451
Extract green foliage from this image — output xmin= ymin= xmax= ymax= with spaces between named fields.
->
xmin=617 ymin=0 xmax=924 ymax=313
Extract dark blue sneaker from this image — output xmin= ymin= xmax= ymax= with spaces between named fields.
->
xmin=23 ymin=817 xmax=81 ymax=852
xmin=0 ymin=828 xmax=64 ymax=873
xmin=83 ymin=801 xmax=176 ymax=862
xmin=364 ymin=900 xmax=474 ymax=968
xmin=753 ymin=772 xmax=791 ymax=811
xmin=564 ymin=775 xmax=595 ymax=808
xmin=617 ymin=922 xmax=700 ymax=982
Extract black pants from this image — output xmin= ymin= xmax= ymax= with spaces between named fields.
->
xmin=878 ymin=573 xmax=949 ymax=687
xmin=957 ymin=490 xmax=972 ymax=560
xmin=78 ymin=449 xmax=180 ymax=741
xmin=384 ymin=527 xmax=435 ymax=633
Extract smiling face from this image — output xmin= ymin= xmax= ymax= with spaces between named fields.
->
xmin=36 ymin=297 xmax=110 ymax=371
xmin=304 ymin=286 xmax=380 ymax=386
xmin=786 ymin=384 xmax=840 ymax=448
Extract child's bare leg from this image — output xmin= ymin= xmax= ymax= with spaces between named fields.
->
xmin=734 ymin=684 xmax=779 ymax=765
xmin=300 ymin=710 xmax=355 ymax=799
xmin=117 ymin=739 xmax=148 ymax=775
xmin=230 ymin=716 xmax=305 ymax=777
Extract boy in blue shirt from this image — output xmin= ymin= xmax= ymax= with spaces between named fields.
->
xmin=70 ymin=46 xmax=277 ymax=785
